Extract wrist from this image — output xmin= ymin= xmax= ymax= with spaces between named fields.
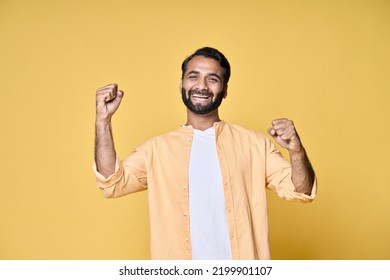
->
xmin=95 ymin=116 xmax=112 ymax=126
xmin=289 ymin=147 xmax=306 ymax=161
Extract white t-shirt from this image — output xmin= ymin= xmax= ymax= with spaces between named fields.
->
xmin=188 ymin=127 xmax=232 ymax=260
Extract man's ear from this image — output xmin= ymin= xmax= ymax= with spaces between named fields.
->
xmin=179 ymin=82 xmax=183 ymax=93
xmin=223 ymin=84 xmax=228 ymax=99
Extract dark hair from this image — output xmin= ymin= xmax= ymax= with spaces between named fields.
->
xmin=181 ymin=47 xmax=231 ymax=85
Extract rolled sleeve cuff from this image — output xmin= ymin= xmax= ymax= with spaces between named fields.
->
xmin=93 ymin=157 xmax=124 ymax=189
xmin=290 ymin=176 xmax=318 ymax=202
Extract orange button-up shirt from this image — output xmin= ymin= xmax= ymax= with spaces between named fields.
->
xmin=93 ymin=121 xmax=317 ymax=259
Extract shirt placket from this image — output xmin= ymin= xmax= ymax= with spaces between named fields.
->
xmin=182 ymin=127 xmax=193 ymax=259
xmin=214 ymin=122 xmax=240 ymax=260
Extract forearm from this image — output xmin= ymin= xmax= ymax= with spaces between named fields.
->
xmin=95 ymin=119 xmax=117 ymax=178
xmin=290 ymin=148 xmax=315 ymax=195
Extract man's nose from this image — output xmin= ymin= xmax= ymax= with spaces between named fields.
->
xmin=196 ymin=77 xmax=209 ymax=91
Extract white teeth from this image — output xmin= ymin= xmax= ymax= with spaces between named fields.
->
xmin=193 ymin=95 xmax=209 ymax=99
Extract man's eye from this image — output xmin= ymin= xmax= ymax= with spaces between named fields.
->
xmin=188 ymin=76 xmax=197 ymax=79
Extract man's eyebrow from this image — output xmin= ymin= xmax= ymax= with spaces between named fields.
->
xmin=186 ymin=70 xmax=200 ymax=76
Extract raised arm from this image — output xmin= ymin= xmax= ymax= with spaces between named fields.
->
xmin=268 ymin=118 xmax=315 ymax=195
xmin=95 ymin=83 xmax=124 ymax=178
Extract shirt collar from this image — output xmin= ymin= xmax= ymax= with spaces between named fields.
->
xmin=178 ymin=120 xmax=225 ymax=135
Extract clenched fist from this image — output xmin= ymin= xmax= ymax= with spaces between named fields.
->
xmin=267 ymin=118 xmax=303 ymax=153
xmin=96 ymin=83 xmax=124 ymax=122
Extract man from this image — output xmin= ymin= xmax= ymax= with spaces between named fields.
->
xmin=94 ymin=47 xmax=316 ymax=260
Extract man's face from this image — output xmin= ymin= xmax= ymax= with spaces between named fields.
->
xmin=181 ymin=56 xmax=227 ymax=115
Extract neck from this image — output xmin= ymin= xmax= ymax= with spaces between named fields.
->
xmin=185 ymin=109 xmax=221 ymax=130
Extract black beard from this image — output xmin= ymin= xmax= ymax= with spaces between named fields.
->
xmin=181 ymin=88 xmax=224 ymax=115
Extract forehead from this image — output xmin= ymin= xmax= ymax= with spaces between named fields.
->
xmin=185 ymin=56 xmax=222 ymax=75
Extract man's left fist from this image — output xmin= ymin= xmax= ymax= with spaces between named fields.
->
xmin=267 ymin=118 xmax=303 ymax=153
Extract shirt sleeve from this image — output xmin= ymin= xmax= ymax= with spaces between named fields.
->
xmin=264 ymin=136 xmax=317 ymax=203
xmin=92 ymin=147 xmax=148 ymax=198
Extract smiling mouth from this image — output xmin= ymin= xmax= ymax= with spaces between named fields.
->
xmin=190 ymin=91 xmax=213 ymax=100
xmin=192 ymin=94 xmax=210 ymax=100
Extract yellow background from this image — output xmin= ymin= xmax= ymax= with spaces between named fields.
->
xmin=1 ymin=0 xmax=389 ymax=259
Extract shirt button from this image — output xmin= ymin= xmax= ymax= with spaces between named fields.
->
xmin=183 ymin=185 xmax=187 ymax=190
xmin=185 ymin=238 xmax=189 ymax=243
xmin=184 ymin=212 xmax=188 ymax=216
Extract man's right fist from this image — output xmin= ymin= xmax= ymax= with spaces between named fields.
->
xmin=96 ymin=83 xmax=124 ymax=122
